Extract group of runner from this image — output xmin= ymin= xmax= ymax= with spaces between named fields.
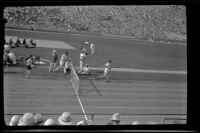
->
xmin=25 ymin=41 xmax=112 ymax=82
xmin=77 ymin=41 xmax=112 ymax=82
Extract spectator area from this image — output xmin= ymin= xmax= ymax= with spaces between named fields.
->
xmin=5 ymin=36 xmax=76 ymax=50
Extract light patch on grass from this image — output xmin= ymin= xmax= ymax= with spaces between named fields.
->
xmin=36 ymin=39 xmax=75 ymax=50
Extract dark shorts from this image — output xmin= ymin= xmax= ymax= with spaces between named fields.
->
xmin=27 ymin=65 xmax=32 ymax=70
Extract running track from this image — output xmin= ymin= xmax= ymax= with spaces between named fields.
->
xmin=4 ymin=67 xmax=187 ymax=125
xmin=3 ymin=28 xmax=187 ymax=125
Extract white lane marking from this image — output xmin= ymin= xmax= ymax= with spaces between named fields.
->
xmin=36 ymin=39 xmax=75 ymax=50
xmin=38 ymin=64 xmax=187 ymax=75
xmin=40 ymin=58 xmax=51 ymax=63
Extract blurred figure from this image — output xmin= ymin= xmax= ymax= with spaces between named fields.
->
xmin=3 ymin=52 xmax=9 ymax=66
xmin=32 ymin=39 xmax=37 ymax=48
xmin=58 ymin=112 xmax=73 ymax=125
xmin=18 ymin=112 xmax=35 ymax=126
xmin=7 ymin=51 xmax=17 ymax=65
xmin=49 ymin=50 xmax=58 ymax=72
xmin=78 ymin=63 xmax=90 ymax=75
xmin=64 ymin=58 xmax=72 ymax=74
xmin=29 ymin=39 xmax=33 ymax=45
xmin=4 ymin=45 xmax=10 ymax=66
xmin=98 ymin=59 xmax=112 ymax=82
xmin=107 ymin=113 xmax=120 ymax=125
xmin=44 ymin=119 xmax=57 ymax=126
xmin=9 ymin=115 xmax=21 ymax=126
xmin=28 ymin=38 xmax=36 ymax=48
xmin=9 ymin=37 xmax=13 ymax=47
xmin=18 ymin=117 xmax=23 ymax=126
xmin=33 ymin=113 xmax=45 ymax=125
xmin=22 ymin=38 xmax=28 ymax=48
xmin=25 ymin=54 xmax=34 ymax=79
xmin=80 ymin=50 xmax=87 ymax=70
xmin=4 ymin=44 xmax=10 ymax=53
xmin=132 ymin=121 xmax=140 ymax=125
xmin=54 ymin=51 xmax=69 ymax=73
xmin=90 ymin=43 xmax=95 ymax=55
xmin=83 ymin=41 xmax=89 ymax=54
xmin=15 ymin=37 xmax=21 ymax=47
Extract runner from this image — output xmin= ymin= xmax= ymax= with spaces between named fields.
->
xmin=49 ymin=50 xmax=58 ymax=72
xmin=64 ymin=58 xmax=72 ymax=74
xmin=25 ymin=54 xmax=35 ymax=79
xmin=98 ymin=59 xmax=112 ymax=82
xmin=90 ymin=43 xmax=95 ymax=55
xmin=54 ymin=51 xmax=69 ymax=73
xmin=79 ymin=50 xmax=87 ymax=70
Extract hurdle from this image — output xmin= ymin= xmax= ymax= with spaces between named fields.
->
xmin=70 ymin=63 xmax=89 ymax=121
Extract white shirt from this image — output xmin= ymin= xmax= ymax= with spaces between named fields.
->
xmin=80 ymin=52 xmax=86 ymax=61
xmin=4 ymin=45 xmax=10 ymax=52
xmin=105 ymin=62 xmax=111 ymax=69
xmin=83 ymin=66 xmax=90 ymax=74
xmin=7 ymin=52 xmax=16 ymax=64
xmin=60 ymin=54 xmax=67 ymax=63
xmin=65 ymin=61 xmax=72 ymax=68
xmin=90 ymin=44 xmax=95 ymax=49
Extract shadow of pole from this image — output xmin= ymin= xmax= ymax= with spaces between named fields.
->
xmin=88 ymin=78 xmax=102 ymax=96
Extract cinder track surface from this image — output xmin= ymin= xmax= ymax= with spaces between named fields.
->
xmin=4 ymin=66 xmax=187 ymax=125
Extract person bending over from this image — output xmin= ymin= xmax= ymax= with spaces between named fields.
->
xmin=54 ymin=51 xmax=69 ymax=73
xmin=78 ymin=64 xmax=91 ymax=76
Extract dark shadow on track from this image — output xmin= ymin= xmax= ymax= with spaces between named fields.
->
xmin=88 ymin=78 xmax=102 ymax=96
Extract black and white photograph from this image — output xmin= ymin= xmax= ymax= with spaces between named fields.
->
xmin=3 ymin=5 xmax=187 ymax=128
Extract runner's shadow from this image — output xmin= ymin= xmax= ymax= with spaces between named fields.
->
xmin=88 ymin=79 xmax=102 ymax=96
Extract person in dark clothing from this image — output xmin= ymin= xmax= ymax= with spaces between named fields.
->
xmin=49 ymin=50 xmax=58 ymax=72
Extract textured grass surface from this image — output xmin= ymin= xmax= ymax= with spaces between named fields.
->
xmin=5 ymin=29 xmax=187 ymax=71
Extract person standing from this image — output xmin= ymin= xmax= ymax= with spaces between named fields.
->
xmin=54 ymin=51 xmax=69 ymax=73
xmin=7 ymin=51 xmax=17 ymax=65
xmin=79 ymin=50 xmax=86 ymax=70
xmin=83 ymin=41 xmax=89 ymax=54
xmin=98 ymin=59 xmax=112 ymax=82
xmin=25 ymin=54 xmax=34 ymax=79
xmin=49 ymin=50 xmax=58 ymax=72
xmin=4 ymin=44 xmax=10 ymax=53
xmin=90 ymin=43 xmax=95 ymax=55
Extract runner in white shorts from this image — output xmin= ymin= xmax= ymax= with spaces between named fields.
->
xmin=64 ymin=58 xmax=72 ymax=74
xmin=98 ymin=59 xmax=112 ymax=82
xmin=90 ymin=43 xmax=95 ymax=55
xmin=54 ymin=51 xmax=69 ymax=73
xmin=80 ymin=50 xmax=87 ymax=70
